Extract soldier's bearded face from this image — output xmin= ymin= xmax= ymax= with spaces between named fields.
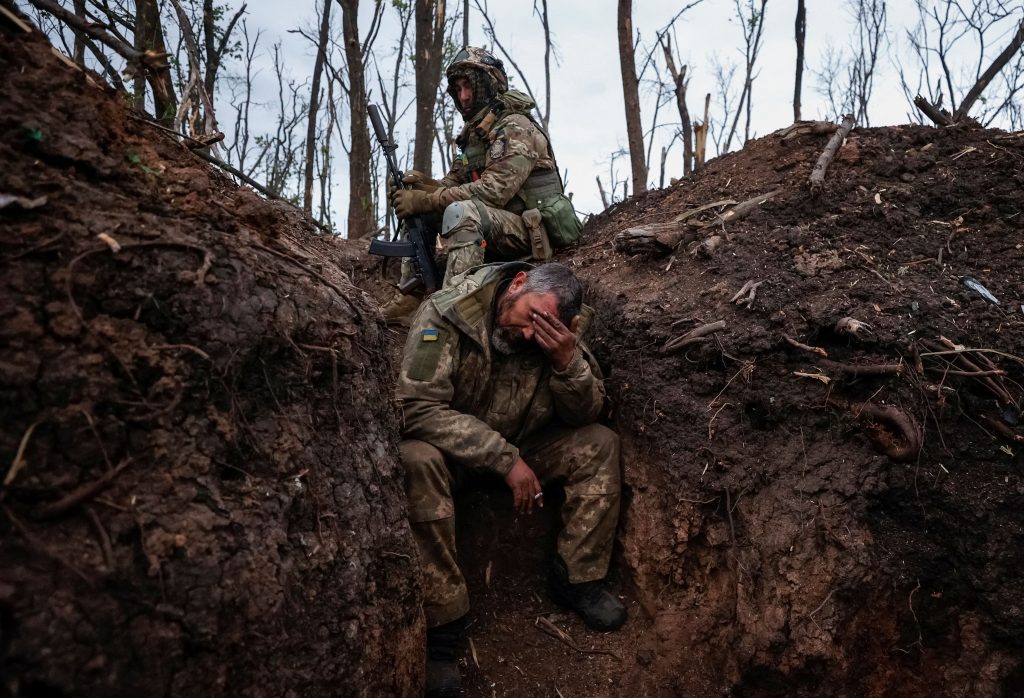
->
xmin=492 ymin=288 xmax=560 ymax=355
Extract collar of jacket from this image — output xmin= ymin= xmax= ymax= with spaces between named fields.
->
xmin=430 ymin=261 xmax=535 ymax=350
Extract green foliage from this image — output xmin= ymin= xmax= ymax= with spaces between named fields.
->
xmin=126 ymin=150 xmax=156 ymax=175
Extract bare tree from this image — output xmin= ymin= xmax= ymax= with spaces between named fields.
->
xmin=723 ymin=0 xmax=768 ymax=152
xmin=303 ymin=0 xmax=332 ymax=215
xmin=474 ymin=0 xmax=554 ymax=128
xmin=337 ymin=0 xmax=384 ymax=239
xmin=794 ymin=0 xmax=806 ymax=121
xmin=618 ymin=0 xmax=647 ymax=195
xmin=660 ymin=34 xmax=693 ymax=175
xmin=414 ymin=0 xmax=446 ymax=174
xmin=901 ymin=1 xmax=1024 ymax=126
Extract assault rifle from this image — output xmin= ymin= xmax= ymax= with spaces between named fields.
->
xmin=367 ymin=104 xmax=441 ymax=294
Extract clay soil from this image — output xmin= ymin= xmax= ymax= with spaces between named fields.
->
xmin=3 ymin=10 xmax=1024 ymax=698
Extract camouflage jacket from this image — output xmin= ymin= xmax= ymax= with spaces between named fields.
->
xmin=433 ymin=91 xmax=559 ymax=215
xmin=397 ymin=262 xmax=606 ymax=476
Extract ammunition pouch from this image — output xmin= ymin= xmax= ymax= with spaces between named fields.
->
xmin=520 ymin=169 xmax=582 ymax=248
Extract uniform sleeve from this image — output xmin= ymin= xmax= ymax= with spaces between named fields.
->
xmin=549 ymin=347 xmax=606 ymax=426
xmin=433 ymin=116 xmax=542 ymax=209
xmin=397 ymin=303 xmax=520 ymax=476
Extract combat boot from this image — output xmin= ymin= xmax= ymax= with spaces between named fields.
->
xmin=548 ymin=556 xmax=627 ymax=632
xmin=380 ymin=291 xmax=422 ymax=327
xmin=425 ymin=615 xmax=466 ymax=697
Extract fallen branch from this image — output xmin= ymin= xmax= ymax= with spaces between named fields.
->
xmin=777 ymin=120 xmax=839 ymax=144
xmin=819 ymin=359 xmax=904 ymax=377
xmin=613 ymin=191 xmax=779 ymax=255
xmin=809 ymin=114 xmax=855 ymax=190
xmin=783 ymin=333 xmax=827 ymax=357
xmin=913 ymin=96 xmax=953 ymax=127
xmin=714 ymin=190 xmax=782 ymax=227
xmin=32 ymin=459 xmax=132 ymax=520
xmin=983 ymin=416 xmax=1024 ymax=444
xmin=663 ymin=320 xmax=726 ymax=354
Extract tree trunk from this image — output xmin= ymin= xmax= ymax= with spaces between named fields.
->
xmin=794 ymin=0 xmax=806 ymax=122
xmin=954 ymin=19 xmax=1024 ymax=121
xmin=661 ymin=37 xmax=692 ymax=176
xmin=414 ymin=0 xmax=446 ymax=175
xmin=338 ymin=0 xmax=374 ymax=239
xmin=304 ymin=0 xmax=332 ymax=216
xmin=617 ymin=0 xmax=647 ymax=195
xmin=135 ymin=0 xmax=177 ymax=123
xmin=71 ymin=0 xmax=86 ymax=64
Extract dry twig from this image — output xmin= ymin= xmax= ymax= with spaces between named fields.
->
xmin=809 ymin=114 xmax=855 ymax=190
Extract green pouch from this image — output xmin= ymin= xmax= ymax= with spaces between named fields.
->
xmin=537 ymin=193 xmax=582 ymax=248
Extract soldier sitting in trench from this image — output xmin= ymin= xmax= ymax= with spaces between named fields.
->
xmin=397 ymin=260 xmax=625 ymax=697
xmin=382 ymin=46 xmax=581 ymax=324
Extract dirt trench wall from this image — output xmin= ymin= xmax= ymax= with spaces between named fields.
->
xmin=575 ymin=124 xmax=1024 ymax=696
xmin=0 ymin=30 xmax=421 ymax=697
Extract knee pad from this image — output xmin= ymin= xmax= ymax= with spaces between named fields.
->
xmin=440 ymin=201 xmax=477 ymax=240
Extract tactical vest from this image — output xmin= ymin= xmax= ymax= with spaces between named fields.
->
xmin=456 ymin=96 xmax=581 ymax=247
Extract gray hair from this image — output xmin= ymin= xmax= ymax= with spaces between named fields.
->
xmin=522 ymin=263 xmax=583 ymax=324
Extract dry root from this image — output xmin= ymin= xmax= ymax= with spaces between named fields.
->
xmin=835 ymin=316 xmax=874 ymax=339
xmin=831 ymin=399 xmax=922 ymax=462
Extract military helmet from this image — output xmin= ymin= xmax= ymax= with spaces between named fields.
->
xmin=445 ymin=47 xmax=508 ymax=116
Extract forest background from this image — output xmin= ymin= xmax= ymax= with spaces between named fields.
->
xmin=17 ymin=0 xmax=1024 ymax=238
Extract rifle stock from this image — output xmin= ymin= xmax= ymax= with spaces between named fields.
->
xmin=367 ymin=103 xmax=441 ymax=293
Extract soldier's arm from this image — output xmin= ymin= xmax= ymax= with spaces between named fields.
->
xmin=433 ymin=116 xmax=541 ymax=209
xmin=397 ymin=304 xmax=520 ymax=476
xmin=549 ymin=347 xmax=606 ymax=427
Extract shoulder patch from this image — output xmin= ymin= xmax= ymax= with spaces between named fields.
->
xmin=408 ymin=327 xmax=448 ymax=381
xmin=489 ymin=138 xmax=507 ymax=160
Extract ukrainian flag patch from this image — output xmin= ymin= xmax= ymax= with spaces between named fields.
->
xmin=421 ymin=328 xmax=440 ymax=342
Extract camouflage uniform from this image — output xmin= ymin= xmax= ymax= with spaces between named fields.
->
xmin=399 ymin=48 xmax=575 ymax=289
xmin=397 ymin=262 xmax=621 ymax=627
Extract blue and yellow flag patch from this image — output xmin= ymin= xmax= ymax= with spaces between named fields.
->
xmin=421 ymin=328 xmax=440 ymax=342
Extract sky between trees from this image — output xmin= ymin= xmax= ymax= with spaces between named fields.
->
xmin=20 ymin=0 xmax=1024 ymax=236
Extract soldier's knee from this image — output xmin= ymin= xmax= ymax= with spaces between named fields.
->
xmin=400 ymin=440 xmax=454 ymax=521
xmin=400 ymin=439 xmax=446 ymax=474
xmin=576 ymin=424 xmax=621 ymax=492
xmin=440 ymin=201 xmax=482 ymax=244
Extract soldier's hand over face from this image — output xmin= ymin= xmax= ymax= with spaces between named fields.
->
xmin=531 ymin=311 xmax=580 ymax=372
xmin=504 ymin=457 xmax=542 ymax=514
xmin=392 ymin=188 xmax=437 ymax=218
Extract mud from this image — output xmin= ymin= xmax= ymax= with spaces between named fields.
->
xmin=576 ymin=121 xmax=1024 ymax=696
xmin=1 ymin=26 xmax=420 ymax=697
xmin=3 ymin=10 xmax=1024 ymax=698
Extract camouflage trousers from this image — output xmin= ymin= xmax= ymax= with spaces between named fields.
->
xmin=401 ymin=202 xmax=531 ymax=288
xmin=400 ymin=423 xmax=621 ymax=627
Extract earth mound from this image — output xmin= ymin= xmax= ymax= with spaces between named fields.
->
xmin=576 ymin=120 xmax=1024 ymax=695
xmin=0 ymin=25 xmax=420 ymax=697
